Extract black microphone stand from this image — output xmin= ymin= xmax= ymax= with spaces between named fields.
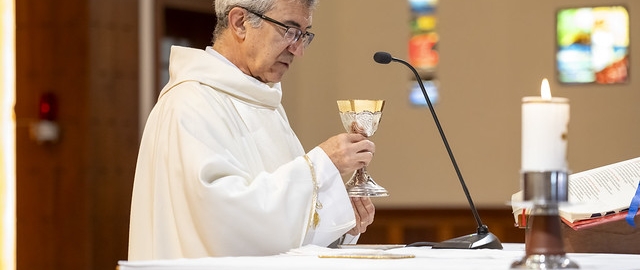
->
xmin=377 ymin=52 xmax=502 ymax=249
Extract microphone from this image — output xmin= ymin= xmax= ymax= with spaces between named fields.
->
xmin=373 ymin=51 xmax=503 ymax=249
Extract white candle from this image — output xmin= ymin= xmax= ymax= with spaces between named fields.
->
xmin=521 ymin=78 xmax=570 ymax=172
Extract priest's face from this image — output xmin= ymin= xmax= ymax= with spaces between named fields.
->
xmin=243 ymin=1 xmax=313 ymax=83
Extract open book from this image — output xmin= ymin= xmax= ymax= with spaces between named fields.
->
xmin=512 ymin=157 xmax=640 ymax=229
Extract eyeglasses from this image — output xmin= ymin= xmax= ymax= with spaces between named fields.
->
xmin=242 ymin=8 xmax=315 ymax=48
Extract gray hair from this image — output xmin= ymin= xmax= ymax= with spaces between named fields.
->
xmin=211 ymin=0 xmax=318 ymax=43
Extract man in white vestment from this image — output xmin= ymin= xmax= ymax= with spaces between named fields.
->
xmin=128 ymin=0 xmax=376 ymax=260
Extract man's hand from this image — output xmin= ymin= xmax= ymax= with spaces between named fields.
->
xmin=319 ymin=133 xmax=375 ymax=175
xmin=346 ymin=197 xmax=375 ymax=235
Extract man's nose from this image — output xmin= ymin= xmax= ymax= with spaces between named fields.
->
xmin=288 ymin=40 xmax=305 ymax=56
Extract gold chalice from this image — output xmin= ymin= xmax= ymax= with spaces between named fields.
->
xmin=337 ymin=99 xmax=388 ymax=197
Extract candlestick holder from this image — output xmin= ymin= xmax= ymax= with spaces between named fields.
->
xmin=511 ymin=171 xmax=579 ymax=269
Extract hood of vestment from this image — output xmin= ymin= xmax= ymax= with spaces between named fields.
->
xmin=159 ymin=46 xmax=282 ymax=109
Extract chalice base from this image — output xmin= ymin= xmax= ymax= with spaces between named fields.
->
xmin=345 ymin=169 xmax=389 ymax=197
xmin=510 ymin=254 xmax=579 ymax=269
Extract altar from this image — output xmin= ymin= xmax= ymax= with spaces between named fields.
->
xmin=117 ymin=243 xmax=640 ymax=270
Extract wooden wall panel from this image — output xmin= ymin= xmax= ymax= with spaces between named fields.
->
xmin=15 ymin=0 xmax=91 ymax=268
xmin=358 ymin=208 xmax=525 ymax=245
xmin=16 ymin=0 xmax=138 ymax=269
xmin=87 ymin=0 xmax=139 ymax=268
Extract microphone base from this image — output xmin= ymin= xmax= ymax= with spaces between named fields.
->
xmin=431 ymin=232 xmax=503 ymax=249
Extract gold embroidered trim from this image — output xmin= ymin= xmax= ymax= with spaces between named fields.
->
xmin=304 ymin=154 xmax=322 ymax=229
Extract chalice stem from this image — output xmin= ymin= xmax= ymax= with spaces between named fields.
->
xmin=355 ymin=167 xmax=368 ymax=185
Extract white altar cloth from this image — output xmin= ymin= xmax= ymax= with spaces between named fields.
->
xmin=117 ymin=244 xmax=640 ymax=270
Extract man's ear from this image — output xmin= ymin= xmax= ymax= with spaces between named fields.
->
xmin=227 ymin=7 xmax=248 ymax=39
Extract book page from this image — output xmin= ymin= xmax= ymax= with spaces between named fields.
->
xmin=559 ymin=157 xmax=640 ymax=222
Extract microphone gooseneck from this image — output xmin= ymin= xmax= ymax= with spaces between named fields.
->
xmin=373 ymin=51 xmax=502 ymax=250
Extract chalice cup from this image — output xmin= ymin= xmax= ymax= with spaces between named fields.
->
xmin=337 ymin=99 xmax=388 ymax=197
